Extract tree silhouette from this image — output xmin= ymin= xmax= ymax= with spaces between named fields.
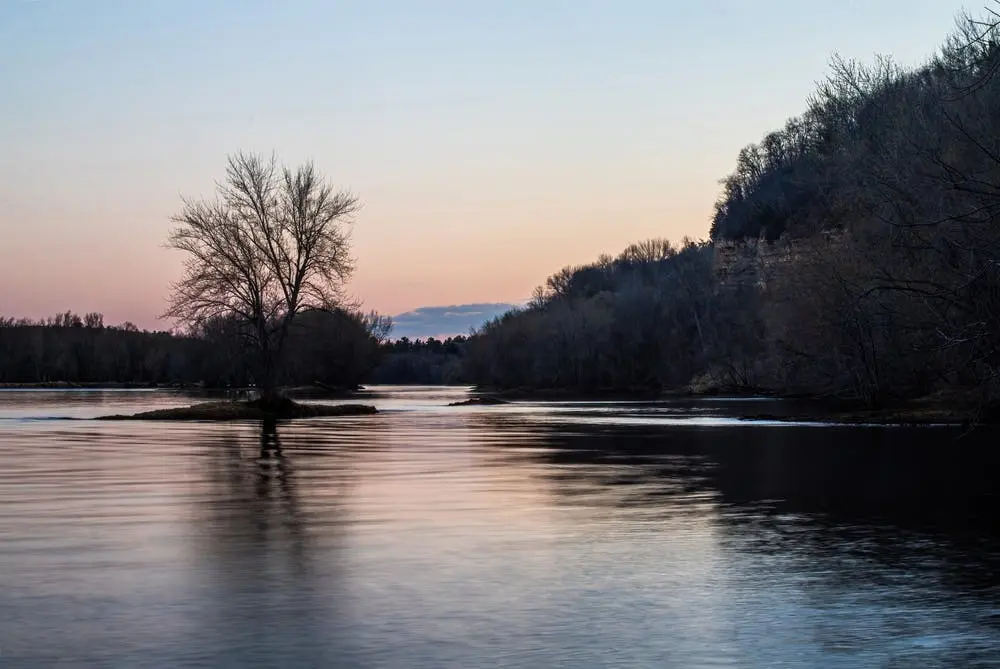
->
xmin=164 ymin=152 xmax=358 ymax=402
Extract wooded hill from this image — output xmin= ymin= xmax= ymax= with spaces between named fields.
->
xmin=463 ymin=12 xmax=1000 ymax=407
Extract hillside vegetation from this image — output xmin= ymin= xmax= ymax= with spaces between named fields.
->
xmin=465 ymin=12 xmax=1000 ymax=408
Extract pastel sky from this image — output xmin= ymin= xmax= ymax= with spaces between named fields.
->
xmin=0 ymin=0 xmax=975 ymax=330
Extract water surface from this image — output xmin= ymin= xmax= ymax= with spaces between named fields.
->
xmin=1 ymin=386 xmax=998 ymax=668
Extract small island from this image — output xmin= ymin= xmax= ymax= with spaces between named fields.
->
xmin=447 ymin=396 xmax=510 ymax=406
xmin=96 ymin=397 xmax=376 ymax=421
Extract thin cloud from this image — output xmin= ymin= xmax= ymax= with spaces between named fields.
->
xmin=391 ymin=303 xmax=520 ymax=339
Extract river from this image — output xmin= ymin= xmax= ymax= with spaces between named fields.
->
xmin=1 ymin=386 xmax=998 ymax=668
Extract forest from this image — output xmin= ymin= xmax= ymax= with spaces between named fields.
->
xmin=463 ymin=12 xmax=1000 ymax=407
xmin=369 ymin=336 xmax=469 ymax=385
xmin=0 ymin=309 xmax=390 ymax=390
xmin=0 ymin=308 xmax=472 ymax=389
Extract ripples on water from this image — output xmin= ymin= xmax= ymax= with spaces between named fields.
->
xmin=1 ymin=386 xmax=999 ymax=668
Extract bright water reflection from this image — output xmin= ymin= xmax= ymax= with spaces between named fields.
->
xmin=0 ymin=386 xmax=998 ymax=668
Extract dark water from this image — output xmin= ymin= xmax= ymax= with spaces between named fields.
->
xmin=1 ymin=386 xmax=999 ymax=668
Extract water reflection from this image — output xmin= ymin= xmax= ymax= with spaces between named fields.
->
xmin=474 ymin=416 xmax=1000 ymax=666
xmin=187 ymin=421 xmax=351 ymax=667
xmin=198 ymin=420 xmax=308 ymax=570
xmin=1 ymin=388 xmax=999 ymax=668
xmin=476 ymin=413 xmax=1000 ymax=516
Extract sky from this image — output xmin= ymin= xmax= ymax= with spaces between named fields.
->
xmin=0 ymin=0 xmax=979 ymax=334
xmin=391 ymin=303 xmax=519 ymax=339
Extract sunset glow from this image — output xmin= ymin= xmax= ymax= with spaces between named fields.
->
xmin=0 ymin=0 xmax=970 ymax=329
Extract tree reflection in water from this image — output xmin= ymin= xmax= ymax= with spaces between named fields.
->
xmin=188 ymin=420 xmax=351 ymax=667
xmin=253 ymin=419 xmax=300 ymax=542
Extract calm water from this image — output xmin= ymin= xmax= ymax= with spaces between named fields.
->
xmin=1 ymin=386 xmax=999 ymax=668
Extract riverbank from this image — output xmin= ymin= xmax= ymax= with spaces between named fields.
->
xmin=0 ymin=381 xmax=363 ymax=397
xmin=0 ymin=381 xmax=168 ymax=389
xmin=474 ymin=385 xmax=997 ymax=426
xmin=480 ymin=386 xmax=666 ymax=401
xmin=739 ymin=405 xmax=989 ymax=426
xmin=733 ymin=388 xmax=997 ymax=426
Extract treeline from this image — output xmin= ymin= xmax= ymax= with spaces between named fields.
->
xmin=464 ymin=12 xmax=1000 ymax=406
xmin=464 ymin=239 xmax=751 ymax=393
xmin=369 ymin=336 xmax=468 ymax=384
xmin=0 ymin=308 xmax=389 ymax=389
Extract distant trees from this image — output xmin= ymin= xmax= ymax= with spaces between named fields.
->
xmin=282 ymin=309 xmax=392 ymax=388
xmin=464 ymin=238 xmax=726 ymax=392
xmin=165 ymin=152 xmax=358 ymax=402
xmin=0 ymin=313 xmax=194 ymax=384
xmin=0 ymin=309 xmax=389 ymax=388
xmin=370 ymin=336 xmax=469 ymax=384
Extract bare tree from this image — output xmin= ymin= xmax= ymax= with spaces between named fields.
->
xmin=164 ymin=151 xmax=358 ymax=402
xmin=616 ymin=238 xmax=676 ymax=265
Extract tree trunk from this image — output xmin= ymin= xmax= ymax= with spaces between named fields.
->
xmin=258 ymin=350 xmax=279 ymax=405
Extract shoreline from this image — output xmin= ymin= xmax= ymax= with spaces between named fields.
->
xmin=2 ymin=382 xmax=995 ymax=426
xmin=0 ymin=382 xmax=173 ymax=389
xmin=473 ymin=386 xmax=997 ymax=426
xmin=0 ymin=382 xmax=362 ymax=397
